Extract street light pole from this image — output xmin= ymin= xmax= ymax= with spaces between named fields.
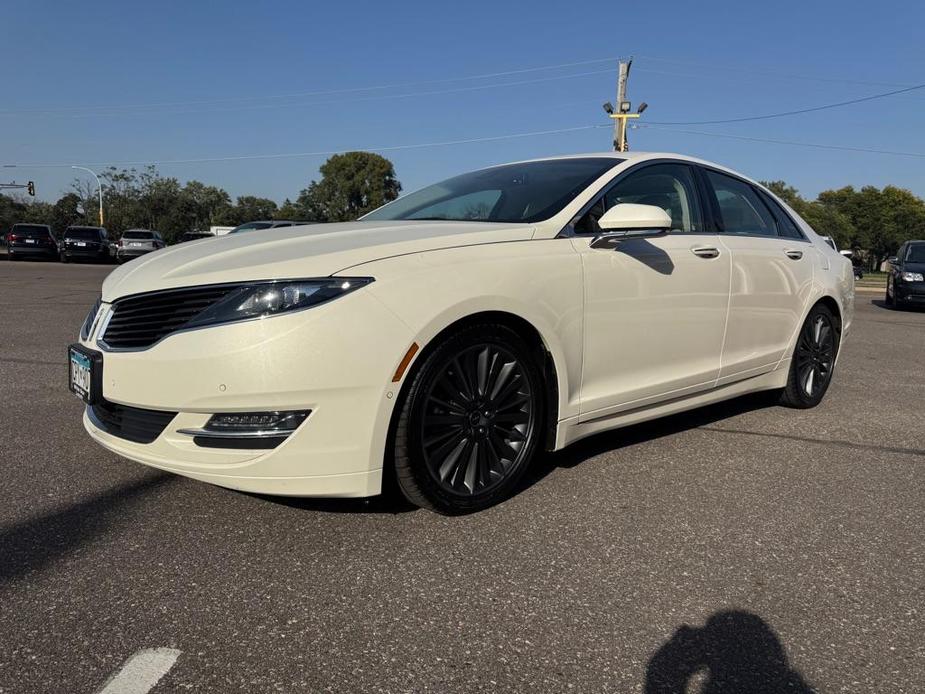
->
xmin=71 ymin=166 xmax=104 ymax=226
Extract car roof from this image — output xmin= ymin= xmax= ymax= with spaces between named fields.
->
xmin=504 ymin=151 xmax=745 ymax=172
xmin=469 ymin=151 xmax=766 ymax=187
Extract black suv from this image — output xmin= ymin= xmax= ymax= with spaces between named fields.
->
xmin=886 ymin=240 xmax=925 ymax=309
xmin=60 ymin=226 xmax=112 ymax=263
xmin=7 ymin=223 xmax=58 ymax=261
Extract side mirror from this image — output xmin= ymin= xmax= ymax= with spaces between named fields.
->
xmin=839 ymin=249 xmax=853 ymax=258
xmin=888 ymin=256 xmax=898 ymax=265
xmin=591 ymin=203 xmax=672 ymax=248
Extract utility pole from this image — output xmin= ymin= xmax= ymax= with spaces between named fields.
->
xmin=615 ymin=59 xmax=632 ymax=151
xmin=603 ymin=58 xmax=648 ymax=152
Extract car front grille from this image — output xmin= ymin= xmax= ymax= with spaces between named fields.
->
xmin=89 ymin=399 xmax=177 ymax=444
xmin=101 ymin=285 xmax=237 ymax=349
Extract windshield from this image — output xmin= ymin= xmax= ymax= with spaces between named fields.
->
xmin=66 ymin=228 xmax=101 ymax=240
xmin=906 ymin=244 xmax=925 ymax=263
xmin=230 ymin=222 xmax=274 ymax=233
xmin=363 ymin=157 xmax=621 ymax=224
xmin=12 ymin=225 xmax=51 ymax=237
xmin=122 ymin=230 xmax=154 ymax=240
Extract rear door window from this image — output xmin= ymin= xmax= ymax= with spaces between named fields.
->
xmin=759 ymin=193 xmax=805 ymax=240
xmin=704 ymin=170 xmax=779 ymax=237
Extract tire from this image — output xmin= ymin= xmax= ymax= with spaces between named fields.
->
xmin=60 ymin=254 xmax=69 ymax=263
xmin=392 ymin=323 xmax=545 ymax=514
xmin=779 ymin=303 xmax=840 ymax=409
xmin=885 ymin=281 xmax=894 ymax=307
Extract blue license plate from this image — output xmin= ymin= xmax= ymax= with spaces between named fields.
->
xmin=68 ymin=345 xmax=101 ymax=404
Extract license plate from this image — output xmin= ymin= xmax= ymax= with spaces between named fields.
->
xmin=25 ymin=239 xmax=35 ymax=244
xmin=68 ymin=345 xmax=102 ymax=405
xmin=131 ymin=242 xmax=141 ymax=247
xmin=77 ymin=242 xmax=86 ymax=247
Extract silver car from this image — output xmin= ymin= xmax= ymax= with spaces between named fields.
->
xmin=117 ymin=229 xmax=165 ymax=263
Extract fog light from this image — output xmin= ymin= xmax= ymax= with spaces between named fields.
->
xmin=204 ymin=410 xmax=310 ymax=433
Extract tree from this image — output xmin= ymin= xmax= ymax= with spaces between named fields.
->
xmin=762 ymin=180 xmax=858 ymax=250
xmin=50 ymin=193 xmax=85 ymax=234
xmin=220 ymin=196 xmax=279 ymax=226
xmin=296 ymin=152 xmax=401 ymax=222
xmin=275 ymin=198 xmax=305 ymax=221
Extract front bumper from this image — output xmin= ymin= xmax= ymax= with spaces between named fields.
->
xmin=895 ymin=282 xmax=925 ymax=303
xmin=80 ymin=288 xmax=416 ymax=497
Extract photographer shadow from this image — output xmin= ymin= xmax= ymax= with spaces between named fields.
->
xmin=644 ymin=610 xmax=814 ymax=694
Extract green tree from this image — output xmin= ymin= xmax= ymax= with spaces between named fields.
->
xmin=50 ymin=193 xmax=85 ymax=235
xmin=220 ymin=196 xmax=279 ymax=226
xmin=296 ymin=152 xmax=401 ymax=222
xmin=275 ymin=198 xmax=305 ymax=221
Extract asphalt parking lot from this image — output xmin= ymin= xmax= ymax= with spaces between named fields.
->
xmin=0 ymin=259 xmax=922 ymax=693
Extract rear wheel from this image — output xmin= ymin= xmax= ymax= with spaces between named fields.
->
xmin=780 ymin=304 xmax=840 ymax=408
xmin=392 ymin=324 xmax=544 ymax=514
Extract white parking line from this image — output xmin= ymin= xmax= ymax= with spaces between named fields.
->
xmin=97 ymin=648 xmax=181 ymax=694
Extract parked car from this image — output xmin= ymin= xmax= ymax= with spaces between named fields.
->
xmin=70 ymin=153 xmax=854 ymax=514
xmin=60 ymin=226 xmax=112 ymax=263
xmin=116 ymin=229 xmax=166 ymax=263
xmin=885 ymin=239 xmax=925 ymax=309
xmin=228 ymin=220 xmax=303 ymax=234
xmin=178 ymin=231 xmax=214 ymax=243
xmin=7 ymin=223 xmax=58 ymax=261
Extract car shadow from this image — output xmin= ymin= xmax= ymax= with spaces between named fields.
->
xmin=519 ymin=391 xmax=779 ymax=493
xmin=870 ymin=298 xmax=923 ymax=312
xmin=248 ymin=489 xmax=417 ymax=515
xmin=0 ymin=473 xmax=174 ymax=584
xmin=644 ymin=610 xmax=814 ymax=693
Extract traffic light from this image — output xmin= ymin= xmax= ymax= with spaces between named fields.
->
xmin=27 ymin=181 xmax=35 ymax=196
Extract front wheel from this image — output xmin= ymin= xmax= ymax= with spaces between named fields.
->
xmin=780 ymin=304 xmax=840 ymax=408
xmin=392 ymin=324 xmax=544 ymax=514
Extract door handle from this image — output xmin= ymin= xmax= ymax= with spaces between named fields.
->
xmin=784 ymin=249 xmax=804 ymax=260
xmin=691 ymin=246 xmax=720 ymax=259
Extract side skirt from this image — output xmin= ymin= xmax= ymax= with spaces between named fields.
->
xmin=553 ymin=363 xmax=789 ymax=450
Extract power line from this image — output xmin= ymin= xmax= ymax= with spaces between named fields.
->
xmin=646 ymin=82 xmax=925 ymax=126
xmin=635 ymin=123 xmax=925 ymax=159
xmin=9 ymin=68 xmax=618 ymax=120
xmin=2 ymin=124 xmax=611 ymax=168
xmin=0 ymin=57 xmax=623 ymax=116
xmin=635 ymin=54 xmax=915 ymax=89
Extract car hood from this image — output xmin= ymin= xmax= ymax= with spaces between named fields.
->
xmin=901 ymin=261 xmax=925 ymax=274
xmin=102 ymin=220 xmax=534 ymax=301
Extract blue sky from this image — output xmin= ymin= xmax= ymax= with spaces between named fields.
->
xmin=3 ymin=0 xmax=924 ymax=204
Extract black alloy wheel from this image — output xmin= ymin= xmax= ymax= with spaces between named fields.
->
xmin=393 ymin=324 xmax=544 ymax=514
xmin=780 ymin=304 xmax=840 ymax=408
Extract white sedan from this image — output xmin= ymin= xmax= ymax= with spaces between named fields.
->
xmin=69 ymin=153 xmax=854 ymax=514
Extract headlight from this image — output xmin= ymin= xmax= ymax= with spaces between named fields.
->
xmin=185 ymin=278 xmax=373 ymax=329
xmin=901 ymin=271 xmax=924 ymax=282
xmin=80 ymin=296 xmax=102 ymax=340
